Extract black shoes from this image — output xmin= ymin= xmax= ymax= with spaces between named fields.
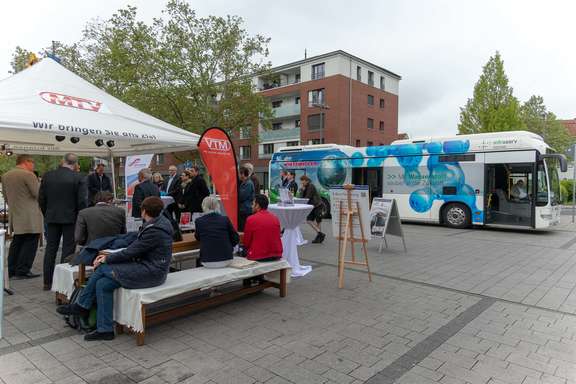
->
xmin=84 ymin=331 xmax=115 ymax=341
xmin=56 ymin=303 xmax=89 ymax=317
xmin=311 ymin=232 xmax=326 ymax=244
xmin=12 ymin=272 xmax=41 ymax=279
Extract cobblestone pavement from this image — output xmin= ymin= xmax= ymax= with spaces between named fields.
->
xmin=1 ymin=217 xmax=576 ymax=383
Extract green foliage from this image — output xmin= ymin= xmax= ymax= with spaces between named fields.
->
xmin=561 ymin=179 xmax=574 ymax=204
xmin=0 ymin=157 xmax=16 ymax=176
xmin=458 ymin=52 xmax=523 ymax=134
xmin=9 ymin=46 xmax=34 ymax=74
xmin=11 ymin=1 xmax=273 ymax=136
xmin=520 ymin=95 xmax=572 ymax=153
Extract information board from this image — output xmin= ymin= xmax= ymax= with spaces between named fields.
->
xmin=329 ymin=185 xmax=371 ymax=241
xmin=369 ymin=197 xmax=406 ymax=252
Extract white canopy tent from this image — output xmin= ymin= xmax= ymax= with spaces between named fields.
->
xmin=0 ymin=58 xmax=199 ymax=157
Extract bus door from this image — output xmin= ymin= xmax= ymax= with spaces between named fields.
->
xmin=352 ymin=167 xmax=383 ymax=203
xmin=485 ymin=163 xmax=534 ymax=227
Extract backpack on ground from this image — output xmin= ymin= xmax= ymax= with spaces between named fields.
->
xmin=64 ymin=284 xmax=97 ymax=332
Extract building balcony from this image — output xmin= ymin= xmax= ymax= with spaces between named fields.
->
xmin=260 ymin=127 xmax=301 ymax=143
xmin=272 ymin=103 xmax=301 ymax=119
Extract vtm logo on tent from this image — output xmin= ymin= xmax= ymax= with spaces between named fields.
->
xmin=39 ymin=91 xmax=102 ymax=112
xmin=204 ymin=137 xmax=231 ymax=152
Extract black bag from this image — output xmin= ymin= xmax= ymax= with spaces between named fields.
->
xmin=64 ymin=285 xmax=97 ymax=332
xmin=163 ymin=209 xmax=183 ymax=242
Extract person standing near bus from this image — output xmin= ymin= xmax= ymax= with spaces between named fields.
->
xmin=299 ymin=175 xmax=325 ymax=243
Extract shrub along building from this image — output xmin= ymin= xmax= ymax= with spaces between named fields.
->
xmin=234 ymin=50 xmax=402 ymax=188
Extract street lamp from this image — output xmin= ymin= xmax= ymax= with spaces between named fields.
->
xmin=310 ymin=102 xmax=330 ymax=144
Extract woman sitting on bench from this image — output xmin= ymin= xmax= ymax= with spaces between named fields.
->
xmin=194 ymin=196 xmax=239 ymax=268
xmin=57 ymin=196 xmax=173 ymax=341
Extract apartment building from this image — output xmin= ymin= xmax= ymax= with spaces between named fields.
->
xmin=233 ymin=50 xmax=401 ymax=187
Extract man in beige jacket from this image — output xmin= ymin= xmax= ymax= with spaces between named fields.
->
xmin=1 ymin=154 xmax=42 ymax=278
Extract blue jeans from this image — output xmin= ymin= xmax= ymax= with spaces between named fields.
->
xmin=78 ymin=264 xmax=121 ymax=333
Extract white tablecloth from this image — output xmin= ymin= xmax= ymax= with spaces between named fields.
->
xmin=51 ymin=263 xmax=94 ymax=299
xmin=268 ymin=203 xmax=314 ymax=277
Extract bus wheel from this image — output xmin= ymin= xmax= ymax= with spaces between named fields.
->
xmin=443 ymin=203 xmax=470 ymax=229
xmin=321 ymin=197 xmax=331 ymax=219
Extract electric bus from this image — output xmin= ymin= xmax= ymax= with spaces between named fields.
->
xmin=268 ymin=131 xmax=567 ymax=229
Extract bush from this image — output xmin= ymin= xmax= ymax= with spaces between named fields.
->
xmin=561 ymin=179 xmax=575 ymax=204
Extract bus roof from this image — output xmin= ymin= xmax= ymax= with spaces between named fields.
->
xmin=277 ymin=131 xmax=550 ymax=154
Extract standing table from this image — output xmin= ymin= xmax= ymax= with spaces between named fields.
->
xmin=268 ymin=203 xmax=313 ymax=277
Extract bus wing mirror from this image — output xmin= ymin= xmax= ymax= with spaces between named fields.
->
xmin=543 ymin=154 xmax=568 ymax=172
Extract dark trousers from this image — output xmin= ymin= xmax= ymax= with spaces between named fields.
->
xmin=238 ymin=213 xmax=249 ymax=232
xmin=44 ymin=223 xmax=76 ymax=286
xmin=8 ymin=233 xmax=40 ymax=276
xmin=78 ymin=264 xmax=121 ymax=333
xmin=168 ymin=203 xmax=181 ymax=223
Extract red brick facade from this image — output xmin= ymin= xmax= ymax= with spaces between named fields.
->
xmin=233 ymin=74 xmax=399 ymax=171
xmin=561 ymin=119 xmax=576 ymax=136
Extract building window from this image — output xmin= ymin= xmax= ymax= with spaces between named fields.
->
xmin=307 ymin=114 xmax=321 ymax=131
xmin=368 ymin=71 xmax=374 ymax=86
xmin=380 ymin=76 xmax=385 ymax=90
xmin=240 ymin=127 xmax=251 ymax=139
xmin=367 ymin=141 xmax=373 ymax=147
xmin=368 ymin=95 xmax=374 ymax=105
xmin=311 ymin=63 xmax=325 ymax=80
xmin=356 ymin=66 xmax=361 ymax=81
xmin=263 ymin=143 xmax=274 ymax=155
xmin=379 ymin=121 xmax=384 ymax=131
xmin=272 ymin=100 xmax=282 ymax=108
xmin=309 ymin=139 xmax=324 ymax=145
xmin=295 ymin=96 xmax=300 ymax=105
xmin=367 ymin=118 xmax=374 ymax=129
xmin=295 ymin=119 xmax=301 ymax=128
xmin=379 ymin=98 xmax=385 ymax=108
xmin=355 ymin=139 xmax=361 ymax=147
xmin=155 ymin=154 xmax=164 ymax=165
xmin=286 ymin=141 xmax=299 ymax=147
xmin=379 ymin=143 xmax=384 ymax=146
xmin=295 ymin=73 xmax=301 ymax=83
xmin=308 ymin=89 xmax=325 ymax=105
xmin=272 ymin=122 xmax=283 ymax=130
xmin=239 ymin=145 xmax=251 ymax=160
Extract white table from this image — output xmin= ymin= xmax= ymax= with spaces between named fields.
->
xmin=268 ymin=203 xmax=314 ymax=277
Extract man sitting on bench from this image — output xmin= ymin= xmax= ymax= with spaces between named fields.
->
xmin=57 ymin=196 xmax=173 ymax=341
xmin=243 ymin=194 xmax=282 ymax=262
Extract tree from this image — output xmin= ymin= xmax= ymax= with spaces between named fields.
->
xmin=458 ymin=52 xmax=523 ymax=134
xmin=520 ymin=95 xmax=572 ymax=152
xmin=10 ymin=1 xmax=273 ymax=136
xmin=9 ymin=46 xmax=35 ymax=74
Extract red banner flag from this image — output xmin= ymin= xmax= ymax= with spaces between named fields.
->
xmin=197 ymin=127 xmax=239 ymax=229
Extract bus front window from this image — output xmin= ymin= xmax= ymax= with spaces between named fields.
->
xmin=545 ymin=158 xmax=561 ymax=206
xmin=536 ymin=162 xmax=548 ymax=206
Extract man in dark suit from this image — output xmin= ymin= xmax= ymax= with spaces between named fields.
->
xmin=39 ymin=153 xmax=88 ymax=290
xmin=189 ymin=166 xmax=210 ymax=213
xmin=132 ymin=168 xmax=160 ymax=218
xmin=87 ymin=164 xmax=112 ymax=205
xmin=163 ymin=165 xmax=181 ymax=221
xmin=75 ymin=191 xmax=126 ymax=246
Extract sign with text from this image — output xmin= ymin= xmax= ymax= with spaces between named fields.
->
xmin=329 ymin=185 xmax=371 ymax=240
xmin=370 ymin=197 xmax=406 ymax=252
xmin=198 ymin=127 xmax=239 ymax=229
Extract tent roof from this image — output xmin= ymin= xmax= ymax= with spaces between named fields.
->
xmin=0 ymin=58 xmax=199 ymax=157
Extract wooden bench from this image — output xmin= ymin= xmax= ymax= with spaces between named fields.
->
xmin=113 ymin=258 xmax=290 ymax=345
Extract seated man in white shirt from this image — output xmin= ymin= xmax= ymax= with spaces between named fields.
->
xmin=511 ymin=180 xmax=528 ymax=200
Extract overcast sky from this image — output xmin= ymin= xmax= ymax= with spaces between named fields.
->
xmin=2 ymin=0 xmax=574 ymax=138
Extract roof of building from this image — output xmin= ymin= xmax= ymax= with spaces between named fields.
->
xmin=267 ymin=50 xmax=402 ymax=80
xmin=560 ymin=119 xmax=576 ymax=136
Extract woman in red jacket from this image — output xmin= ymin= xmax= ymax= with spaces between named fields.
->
xmin=242 ymin=194 xmax=283 ymax=261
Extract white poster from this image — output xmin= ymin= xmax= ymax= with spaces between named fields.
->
xmin=125 ymin=154 xmax=154 ymax=212
xmin=329 ymin=185 xmax=371 ymax=240
xmin=370 ymin=198 xmax=393 ymax=236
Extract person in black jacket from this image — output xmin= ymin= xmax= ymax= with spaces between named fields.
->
xmin=194 ymin=196 xmax=239 ymax=268
xmin=189 ymin=166 xmax=210 ymax=213
xmin=178 ymin=170 xmax=194 ymax=215
xmin=131 ymin=168 xmax=160 ymax=218
xmin=57 ymin=196 xmax=173 ymax=341
xmin=86 ymin=164 xmax=112 ymax=205
xmin=164 ymin=165 xmax=181 ymax=222
xmin=299 ymin=175 xmax=325 ymax=243
xmin=39 ymin=153 xmax=88 ymax=290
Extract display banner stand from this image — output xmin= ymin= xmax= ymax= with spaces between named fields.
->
xmin=336 ymin=185 xmax=372 ymax=288
xmin=369 ymin=198 xmax=407 ymax=253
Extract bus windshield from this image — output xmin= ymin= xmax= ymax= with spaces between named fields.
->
xmin=542 ymin=158 xmax=561 ymax=206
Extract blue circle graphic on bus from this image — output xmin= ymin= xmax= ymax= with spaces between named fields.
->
xmin=317 ymin=156 xmax=348 ymax=188
xmin=410 ymin=188 xmax=433 ymax=212
xmin=350 ymin=152 xmax=364 ymax=167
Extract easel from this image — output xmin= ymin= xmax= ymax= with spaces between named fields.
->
xmin=337 ymin=185 xmax=372 ymax=288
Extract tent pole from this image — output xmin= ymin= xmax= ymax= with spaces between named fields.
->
xmin=109 ymin=151 xmax=117 ymax=199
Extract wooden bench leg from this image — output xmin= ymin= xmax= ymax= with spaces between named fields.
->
xmin=136 ymin=332 xmax=145 ymax=346
xmin=136 ymin=305 xmax=146 ymax=346
xmin=115 ymin=323 xmax=124 ymax=335
xmin=279 ymin=268 xmax=287 ymax=298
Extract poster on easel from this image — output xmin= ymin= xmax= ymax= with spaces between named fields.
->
xmin=329 ymin=185 xmax=371 ymax=240
xmin=369 ymin=197 xmax=406 ymax=252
